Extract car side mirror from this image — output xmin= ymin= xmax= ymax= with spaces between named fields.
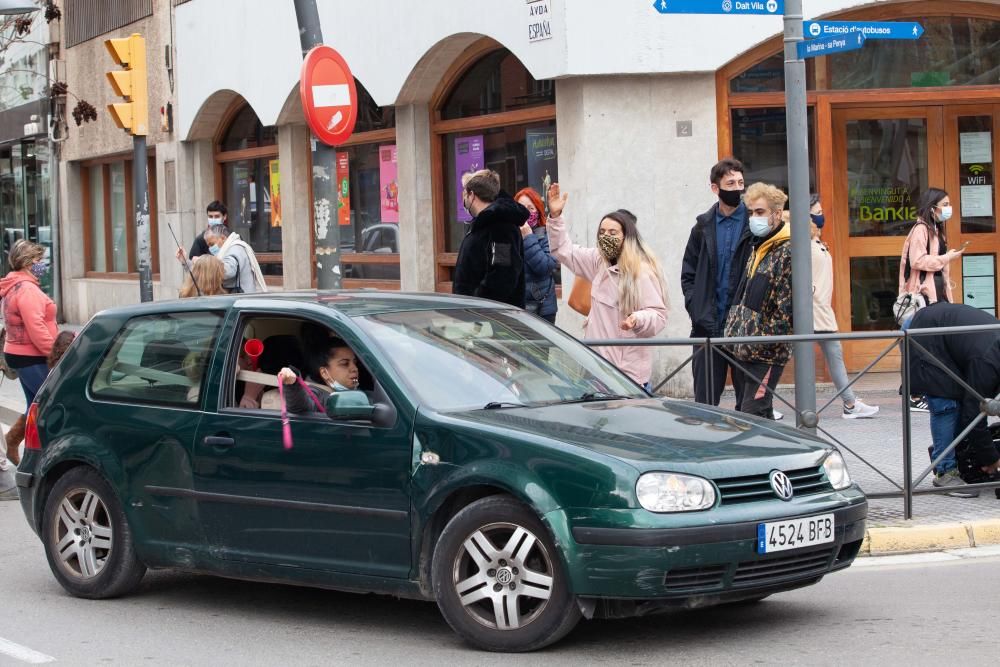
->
xmin=324 ymin=390 xmax=375 ymax=421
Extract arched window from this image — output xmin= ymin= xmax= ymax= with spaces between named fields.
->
xmin=311 ymin=81 xmax=399 ymax=288
xmin=215 ymin=103 xmax=281 ymax=278
xmin=432 ymin=43 xmax=557 ymax=290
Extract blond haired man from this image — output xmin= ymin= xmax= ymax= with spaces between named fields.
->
xmin=724 ymin=182 xmax=793 ymax=419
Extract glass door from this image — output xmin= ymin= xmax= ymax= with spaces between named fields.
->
xmin=944 ymin=105 xmax=1000 ymax=317
xmin=830 ymin=107 xmax=945 ymax=370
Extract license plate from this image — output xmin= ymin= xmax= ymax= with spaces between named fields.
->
xmin=757 ymin=513 xmax=835 ymax=554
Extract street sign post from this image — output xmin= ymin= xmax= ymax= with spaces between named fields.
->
xmin=803 ymin=20 xmax=923 ymax=40
xmin=797 ymin=31 xmax=865 ymax=59
xmin=652 ymin=0 xmax=783 ymax=15
xmin=299 ymin=45 xmax=358 ymax=147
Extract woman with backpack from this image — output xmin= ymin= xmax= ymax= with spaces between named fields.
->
xmin=1 ymin=241 xmax=57 ymax=467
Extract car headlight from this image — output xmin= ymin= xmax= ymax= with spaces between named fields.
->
xmin=823 ymin=451 xmax=852 ymax=490
xmin=636 ymin=472 xmax=716 ymax=512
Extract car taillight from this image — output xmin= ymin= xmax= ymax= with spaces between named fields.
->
xmin=24 ymin=402 xmax=41 ymax=450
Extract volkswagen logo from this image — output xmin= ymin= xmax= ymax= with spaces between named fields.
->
xmin=769 ymin=470 xmax=794 ymax=501
xmin=495 ymin=567 xmax=514 ymax=585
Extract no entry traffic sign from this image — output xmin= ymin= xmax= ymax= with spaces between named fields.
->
xmin=300 ymin=45 xmax=358 ymax=146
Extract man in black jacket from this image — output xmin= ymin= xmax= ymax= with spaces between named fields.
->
xmin=189 ymin=200 xmax=229 ymax=259
xmin=453 ymin=170 xmax=529 ymax=308
xmin=681 ymin=158 xmax=753 ymax=406
xmin=908 ymin=302 xmax=1000 ymax=494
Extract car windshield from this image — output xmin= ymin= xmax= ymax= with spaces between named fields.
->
xmin=355 ymin=308 xmax=646 ymax=411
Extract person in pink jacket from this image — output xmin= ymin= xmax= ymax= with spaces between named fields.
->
xmin=898 ymin=188 xmax=963 ymax=306
xmin=1 ymin=240 xmax=57 ymax=468
xmin=546 ymin=183 xmax=669 ymax=388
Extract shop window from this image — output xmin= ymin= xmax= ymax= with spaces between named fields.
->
xmin=829 ymin=17 xmax=1000 ymax=90
xmin=82 ymin=157 xmax=159 ymax=276
xmin=845 ymin=118 xmax=928 ymax=238
xmin=0 ymin=142 xmax=52 ymax=293
xmin=311 ymin=81 xmax=399 ymax=286
xmin=217 ymin=105 xmax=281 ymax=276
xmin=441 ymin=48 xmax=554 ymax=120
xmin=434 ymin=45 xmax=557 ymax=287
xmin=730 ymin=54 xmax=815 ymax=94
xmin=849 ymin=256 xmax=902 ymax=331
xmin=443 ymin=121 xmax=558 ymax=253
xmin=730 ymin=107 xmax=816 ymax=196
xmin=730 ymin=16 xmax=1000 ymax=93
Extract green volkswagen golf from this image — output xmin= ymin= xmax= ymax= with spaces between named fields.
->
xmin=15 ymin=292 xmax=866 ymax=652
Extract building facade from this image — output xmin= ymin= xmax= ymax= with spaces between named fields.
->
xmin=0 ymin=9 xmax=54 ymax=298
xmin=50 ymin=0 xmax=1000 ymax=390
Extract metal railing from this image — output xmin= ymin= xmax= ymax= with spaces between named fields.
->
xmin=584 ymin=324 xmax=1000 ymax=519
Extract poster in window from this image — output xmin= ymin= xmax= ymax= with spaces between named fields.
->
xmin=526 ymin=127 xmax=558 ymax=209
xmin=268 ymin=159 xmax=282 ymax=227
xmin=962 ymin=253 xmax=996 ymax=313
xmin=336 ymin=152 xmax=350 ymax=226
xmin=454 ymin=135 xmax=484 ymax=223
xmin=379 ymin=144 xmax=399 ymax=223
xmin=960 ymin=132 xmax=992 ymax=164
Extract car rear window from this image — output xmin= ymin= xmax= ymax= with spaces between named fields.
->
xmin=90 ymin=312 xmax=224 ymax=407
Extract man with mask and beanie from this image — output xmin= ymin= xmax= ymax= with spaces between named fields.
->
xmin=681 ymin=157 xmax=753 ymax=406
xmin=724 ymin=183 xmax=793 ymax=420
xmin=453 ymin=169 xmax=529 ymax=307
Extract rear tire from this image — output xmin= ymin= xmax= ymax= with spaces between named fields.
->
xmin=432 ymin=495 xmax=580 ymax=652
xmin=41 ymin=466 xmax=146 ymax=599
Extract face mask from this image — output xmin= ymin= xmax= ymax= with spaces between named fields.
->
xmin=749 ymin=216 xmax=772 ymax=237
xmin=208 ymin=245 xmax=221 ymax=256
xmin=30 ymin=260 xmax=50 ymax=279
xmin=330 ymin=380 xmax=352 ymax=392
xmin=597 ymin=234 xmax=623 ymax=262
xmin=810 ymin=213 xmax=826 ymax=229
xmin=718 ymin=187 xmax=744 ymax=208
xmin=208 ymin=217 xmax=223 ymax=227
xmin=462 ymin=192 xmax=474 ymax=222
xmin=937 ymin=206 xmax=953 ymax=222
xmin=526 ymin=210 xmax=540 ymax=228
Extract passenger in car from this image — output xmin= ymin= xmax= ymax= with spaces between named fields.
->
xmin=272 ymin=337 xmax=361 ymax=414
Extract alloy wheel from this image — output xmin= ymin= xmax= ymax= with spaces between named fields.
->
xmin=451 ymin=521 xmax=555 ymax=630
xmin=52 ymin=487 xmax=113 ymax=579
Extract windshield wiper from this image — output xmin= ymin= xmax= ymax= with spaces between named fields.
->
xmin=565 ymin=392 xmax=635 ymax=403
xmin=482 ymin=401 xmax=529 ymax=410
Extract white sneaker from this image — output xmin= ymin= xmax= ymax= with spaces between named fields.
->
xmin=772 ymin=409 xmax=784 ymax=421
xmin=843 ymin=399 xmax=879 ymax=419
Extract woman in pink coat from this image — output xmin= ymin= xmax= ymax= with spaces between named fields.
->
xmin=898 ymin=188 xmax=963 ymax=306
xmin=546 ymin=183 xmax=668 ymax=388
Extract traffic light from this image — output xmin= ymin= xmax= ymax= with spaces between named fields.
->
xmin=104 ymin=33 xmax=148 ymax=135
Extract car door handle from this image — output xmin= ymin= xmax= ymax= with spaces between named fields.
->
xmin=203 ymin=436 xmax=235 ymax=449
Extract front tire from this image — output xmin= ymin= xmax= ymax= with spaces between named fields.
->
xmin=432 ymin=495 xmax=580 ymax=652
xmin=41 ymin=466 xmax=146 ymax=599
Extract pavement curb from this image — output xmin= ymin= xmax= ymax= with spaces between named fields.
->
xmin=862 ymin=519 xmax=1000 ymax=556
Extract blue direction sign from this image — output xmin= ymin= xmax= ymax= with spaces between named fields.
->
xmin=652 ymin=0 xmax=784 ymax=15
xmin=797 ymin=31 xmax=865 ymax=59
xmin=803 ymin=20 xmax=924 ymax=40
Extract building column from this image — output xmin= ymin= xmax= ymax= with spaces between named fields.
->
xmin=277 ymin=123 xmax=313 ymax=290
xmin=395 ymin=103 xmax=436 ymax=292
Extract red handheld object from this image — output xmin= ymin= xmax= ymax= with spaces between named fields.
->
xmin=243 ymin=338 xmax=264 ymax=371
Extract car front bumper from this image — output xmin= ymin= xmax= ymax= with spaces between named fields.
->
xmin=548 ymin=495 xmax=867 ymax=604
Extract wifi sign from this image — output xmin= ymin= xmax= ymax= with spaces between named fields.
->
xmin=966 ymin=164 xmax=989 ymax=185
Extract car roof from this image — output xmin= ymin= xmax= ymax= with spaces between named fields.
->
xmin=92 ymin=290 xmax=511 ymax=320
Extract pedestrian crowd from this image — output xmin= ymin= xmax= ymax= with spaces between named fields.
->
xmin=3 ymin=161 xmax=999 ymax=499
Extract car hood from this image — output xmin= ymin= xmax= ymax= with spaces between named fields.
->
xmin=447 ymin=398 xmax=831 ymax=476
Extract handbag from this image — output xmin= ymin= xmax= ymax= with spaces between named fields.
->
xmin=228 ymin=254 xmax=245 ymax=294
xmin=893 ymin=226 xmax=933 ymax=327
xmin=567 ymin=277 xmax=592 ymax=317
xmin=525 ymin=279 xmax=554 ymax=316
xmin=0 ymin=329 xmax=16 ymax=380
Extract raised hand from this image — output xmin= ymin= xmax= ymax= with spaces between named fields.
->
xmin=547 ymin=182 xmax=567 ymax=218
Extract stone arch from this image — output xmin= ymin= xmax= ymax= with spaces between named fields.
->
xmin=185 ymin=89 xmax=254 ymax=142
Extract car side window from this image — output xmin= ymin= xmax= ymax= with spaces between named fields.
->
xmin=90 ymin=312 xmax=224 ymax=407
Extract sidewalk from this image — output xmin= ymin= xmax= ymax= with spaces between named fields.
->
xmin=721 ymin=372 xmax=1000 ymax=555
xmin=3 ymin=360 xmax=999 ymax=555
